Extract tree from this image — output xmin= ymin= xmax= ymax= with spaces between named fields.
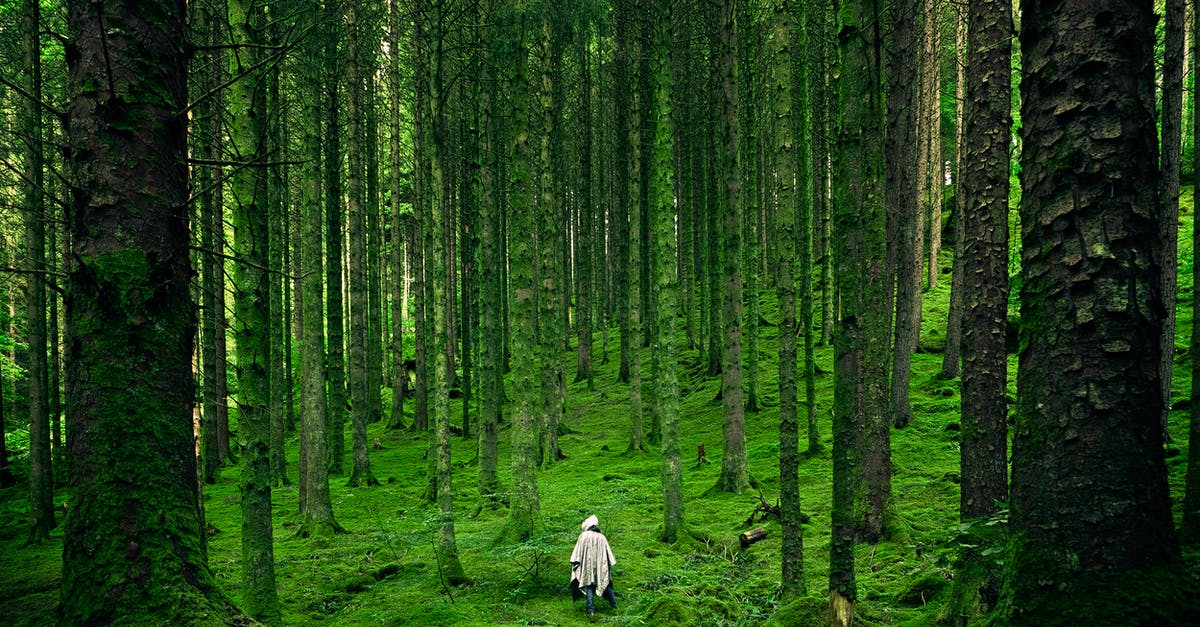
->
xmin=1000 ymin=0 xmax=1195 ymax=620
xmin=1160 ymin=0 xmax=1184 ymax=442
xmin=227 ymin=0 xmax=281 ymax=618
xmin=22 ymin=0 xmax=54 ymax=545
xmin=647 ymin=0 xmax=683 ymax=543
xmin=715 ymin=0 xmax=749 ymax=495
xmin=503 ymin=0 xmax=541 ymax=542
xmin=885 ymin=0 xmax=920 ymax=430
xmin=325 ymin=19 xmax=348 ymax=471
xmin=59 ymin=0 xmax=244 ymax=620
xmin=1188 ymin=0 xmax=1200 ymax=546
xmin=298 ymin=0 xmax=341 ymax=538
xmin=947 ymin=0 xmax=1011 ymax=617
xmin=770 ymin=0 xmax=805 ymax=597
xmin=346 ymin=0 xmax=379 ymax=489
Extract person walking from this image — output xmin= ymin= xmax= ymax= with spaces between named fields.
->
xmin=569 ymin=514 xmax=617 ymax=616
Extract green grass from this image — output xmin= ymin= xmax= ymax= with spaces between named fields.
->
xmin=2 ymin=191 xmax=1198 ymax=625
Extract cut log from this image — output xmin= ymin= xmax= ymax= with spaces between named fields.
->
xmin=739 ymin=527 xmax=769 ymax=548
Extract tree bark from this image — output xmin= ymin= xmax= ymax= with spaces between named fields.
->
xmin=1161 ymin=0 xmax=1185 ymax=443
xmin=1187 ymin=0 xmax=1200 ymax=546
xmin=715 ymin=0 xmax=748 ymax=495
xmin=1003 ymin=0 xmax=1190 ymax=619
xmin=60 ymin=0 xmax=244 ymax=620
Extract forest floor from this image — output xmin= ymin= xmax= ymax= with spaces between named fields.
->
xmin=2 ymin=191 xmax=1200 ymax=625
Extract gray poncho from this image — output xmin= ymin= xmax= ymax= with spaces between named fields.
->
xmin=570 ymin=515 xmax=616 ymax=598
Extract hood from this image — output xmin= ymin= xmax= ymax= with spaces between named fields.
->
xmin=581 ymin=515 xmax=599 ymax=531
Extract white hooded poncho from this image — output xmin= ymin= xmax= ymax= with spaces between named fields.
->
xmin=570 ymin=515 xmax=616 ymax=597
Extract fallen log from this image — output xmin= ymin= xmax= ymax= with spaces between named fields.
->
xmin=739 ymin=527 xmax=768 ymax=548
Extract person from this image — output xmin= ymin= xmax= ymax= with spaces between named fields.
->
xmin=569 ymin=514 xmax=617 ymax=616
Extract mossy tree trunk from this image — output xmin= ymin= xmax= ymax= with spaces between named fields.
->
xmin=715 ymin=0 xmax=749 ymax=495
xmin=504 ymin=0 xmax=540 ymax=542
xmin=921 ymin=0 xmax=941 ymax=291
xmin=537 ymin=4 xmax=565 ymax=468
xmin=615 ymin=0 xmax=634 ymax=388
xmin=228 ymin=0 xmax=281 ymax=618
xmin=60 ymin=0 xmax=244 ymax=620
xmin=345 ymin=0 xmax=378 ymax=489
xmin=647 ymin=0 xmax=683 ymax=543
xmin=575 ymin=10 xmax=595 ymax=388
xmin=1002 ymin=0 xmax=1190 ymax=619
xmin=477 ymin=0 xmax=502 ymax=501
xmin=771 ymin=0 xmax=805 ymax=598
xmin=22 ymin=0 xmax=54 ymax=545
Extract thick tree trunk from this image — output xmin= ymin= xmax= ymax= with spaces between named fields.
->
xmin=324 ymin=25 xmax=348 ymax=472
xmin=60 ymin=0 xmax=244 ymax=620
xmin=476 ymin=0 xmax=501 ymax=501
xmin=1003 ymin=0 xmax=1190 ymax=619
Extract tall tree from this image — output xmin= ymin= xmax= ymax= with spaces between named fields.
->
xmin=1188 ymin=0 xmax=1200 ymax=546
xmin=503 ymin=0 xmax=541 ymax=542
xmin=346 ymin=0 xmax=378 ymax=488
xmin=387 ymin=0 xmax=408 ymax=431
xmin=647 ymin=0 xmax=683 ymax=543
xmin=1001 ymin=0 xmax=1194 ymax=619
xmin=886 ymin=0 xmax=920 ymax=430
xmin=22 ymin=0 xmax=54 ymax=544
xmin=771 ymin=0 xmax=805 ymax=598
xmin=715 ymin=0 xmax=749 ymax=495
xmin=940 ymin=5 xmax=967 ymax=380
xmin=921 ymin=0 xmax=942 ymax=290
xmin=947 ymin=0 xmax=1012 ymax=617
xmin=227 ymin=0 xmax=281 ymax=618
xmin=575 ymin=9 xmax=596 ymax=387
xmin=60 ymin=0 xmax=244 ymax=620
xmin=477 ymin=0 xmax=503 ymax=500
xmin=298 ymin=0 xmax=341 ymax=538
xmin=1161 ymin=0 xmax=1184 ymax=442
xmin=325 ymin=19 xmax=348 ymax=470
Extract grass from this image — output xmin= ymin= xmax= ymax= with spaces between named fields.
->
xmin=2 ymin=190 xmax=1199 ymax=625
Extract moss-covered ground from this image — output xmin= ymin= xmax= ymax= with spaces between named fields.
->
xmin=2 ymin=188 xmax=1198 ymax=625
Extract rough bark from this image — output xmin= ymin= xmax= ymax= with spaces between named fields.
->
xmin=771 ymin=0 xmax=805 ymax=597
xmin=922 ymin=0 xmax=942 ymax=291
xmin=941 ymin=8 xmax=967 ymax=380
xmin=715 ymin=0 xmax=748 ymax=495
xmin=886 ymin=0 xmax=921 ymax=430
xmin=60 ymin=0 xmax=244 ymax=619
xmin=1187 ymin=0 xmax=1200 ymax=546
xmin=227 ymin=0 xmax=281 ymax=617
xmin=503 ymin=0 xmax=540 ymax=542
xmin=1003 ymin=0 xmax=1192 ymax=619
xmin=324 ymin=23 xmax=348 ymax=471
xmin=648 ymin=0 xmax=683 ymax=543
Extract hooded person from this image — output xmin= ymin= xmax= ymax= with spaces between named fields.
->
xmin=569 ymin=514 xmax=618 ymax=615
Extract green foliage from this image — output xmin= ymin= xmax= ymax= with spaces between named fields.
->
xmin=1 ymin=193 xmax=1198 ymax=625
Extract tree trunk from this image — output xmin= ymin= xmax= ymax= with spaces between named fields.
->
xmin=1161 ymin=0 xmax=1185 ymax=443
xmin=1002 ymin=0 xmax=1189 ymax=619
xmin=648 ymin=0 xmax=683 ymax=543
xmin=324 ymin=23 xmax=348 ymax=471
xmin=922 ymin=0 xmax=942 ymax=291
xmin=345 ymin=0 xmax=377 ymax=489
xmin=60 ymin=0 xmax=244 ymax=619
xmin=298 ymin=0 xmax=341 ymax=538
xmin=22 ymin=0 xmax=54 ymax=545
xmin=715 ymin=0 xmax=748 ymax=495
xmin=1187 ymin=0 xmax=1200 ymax=546
xmin=387 ymin=0 xmax=408 ymax=431
xmin=941 ymin=8 xmax=967 ymax=380
xmin=503 ymin=0 xmax=541 ymax=542
xmin=476 ymin=0 xmax=502 ymax=501
xmin=886 ymin=0 xmax=921 ymax=430
xmin=771 ymin=0 xmax=805 ymax=598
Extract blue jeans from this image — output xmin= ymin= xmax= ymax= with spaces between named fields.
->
xmin=585 ymin=584 xmax=617 ymax=613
